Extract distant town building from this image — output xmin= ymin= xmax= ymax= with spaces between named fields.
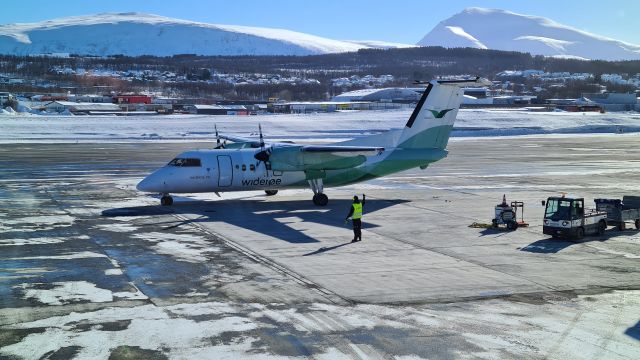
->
xmin=113 ymin=95 xmax=152 ymax=104
xmin=184 ymin=104 xmax=249 ymax=115
xmin=582 ymin=92 xmax=638 ymax=111
xmin=271 ymin=101 xmax=409 ymax=114
xmin=547 ymin=97 xmax=602 ymax=112
xmin=44 ymin=101 xmax=122 ymax=114
xmin=331 ymin=88 xmax=422 ymax=102
xmin=69 ymin=94 xmax=113 ymax=103
xmin=0 ymin=92 xmax=13 ymax=103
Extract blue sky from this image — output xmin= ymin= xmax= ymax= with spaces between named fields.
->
xmin=2 ymin=0 xmax=638 ymax=44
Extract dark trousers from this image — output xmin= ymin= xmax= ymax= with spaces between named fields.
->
xmin=352 ymin=218 xmax=362 ymax=241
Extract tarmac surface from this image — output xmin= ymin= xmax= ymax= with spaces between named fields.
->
xmin=1 ymin=135 xmax=639 ymax=359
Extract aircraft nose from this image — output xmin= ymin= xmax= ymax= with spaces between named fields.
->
xmin=137 ymin=173 xmax=163 ymax=193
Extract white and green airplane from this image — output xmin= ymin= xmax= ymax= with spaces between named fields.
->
xmin=137 ymin=77 xmax=490 ymax=206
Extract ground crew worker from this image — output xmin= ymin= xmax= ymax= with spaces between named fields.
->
xmin=346 ymin=194 xmax=365 ymax=242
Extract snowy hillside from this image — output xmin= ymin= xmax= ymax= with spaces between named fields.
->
xmin=0 ymin=13 xmax=368 ymax=56
xmin=418 ymin=7 xmax=640 ymax=61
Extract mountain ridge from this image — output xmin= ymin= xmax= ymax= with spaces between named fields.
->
xmin=0 ymin=9 xmax=638 ymax=60
xmin=418 ymin=7 xmax=640 ymax=61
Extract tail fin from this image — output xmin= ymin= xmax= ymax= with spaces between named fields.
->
xmin=398 ymin=77 xmax=491 ymax=149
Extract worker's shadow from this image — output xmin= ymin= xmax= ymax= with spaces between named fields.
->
xmin=102 ymin=197 xmax=409 ymax=245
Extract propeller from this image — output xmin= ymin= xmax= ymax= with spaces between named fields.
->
xmin=214 ymin=124 xmax=221 ymax=148
xmin=253 ymin=124 xmax=272 ymax=172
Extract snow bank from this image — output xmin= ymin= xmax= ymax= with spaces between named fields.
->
xmin=0 ymin=109 xmax=638 ymax=144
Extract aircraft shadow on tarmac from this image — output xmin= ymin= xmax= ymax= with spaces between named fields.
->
xmin=519 ymin=229 xmax=638 ymax=254
xmin=102 ymin=197 xmax=409 ymax=244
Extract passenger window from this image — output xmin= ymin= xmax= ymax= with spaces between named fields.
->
xmin=242 ymin=164 xmax=246 ymax=171
xmin=250 ymin=164 xmax=256 ymax=171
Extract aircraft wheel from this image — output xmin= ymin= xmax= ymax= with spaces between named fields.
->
xmin=265 ymin=190 xmax=278 ymax=196
xmin=312 ymin=193 xmax=328 ymax=206
xmin=161 ymin=195 xmax=173 ymax=206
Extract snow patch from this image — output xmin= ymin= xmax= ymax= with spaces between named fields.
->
xmin=133 ymin=232 xmax=220 ymax=263
xmin=16 ymin=281 xmax=113 ymax=305
xmin=95 ymin=223 xmax=138 ymax=233
xmin=7 ymin=251 xmax=108 ymax=261
xmin=514 ymin=35 xmax=574 ymax=52
xmin=445 ymin=26 xmax=488 ymax=49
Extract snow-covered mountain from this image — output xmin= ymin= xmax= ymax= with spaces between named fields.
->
xmin=0 ymin=13 xmax=380 ymax=56
xmin=418 ymin=7 xmax=640 ymax=61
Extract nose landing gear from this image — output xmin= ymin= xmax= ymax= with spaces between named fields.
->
xmin=160 ymin=194 xmax=173 ymax=206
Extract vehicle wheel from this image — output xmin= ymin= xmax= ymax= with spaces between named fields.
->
xmin=575 ymin=227 xmax=584 ymax=240
xmin=312 ymin=193 xmax=328 ymax=206
xmin=507 ymin=221 xmax=518 ymax=231
xmin=597 ymin=221 xmax=606 ymax=236
xmin=265 ymin=190 xmax=278 ymax=196
xmin=618 ymin=222 xmax=625 ymax=231
xmin=160 ymin=195 xmax=173 ymax=206
xmin=635 ymin=219 xmax=640 ymax=230
xmin=491 ymin=219 xmax=498 ymax=228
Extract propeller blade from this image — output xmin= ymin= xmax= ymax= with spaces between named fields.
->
xmin=258 ymin=123 xmax=265 ymax=149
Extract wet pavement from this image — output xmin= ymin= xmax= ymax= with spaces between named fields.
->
xmin=1 ymin=137 xmax=639 ymax=359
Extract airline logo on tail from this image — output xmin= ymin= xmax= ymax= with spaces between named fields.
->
xmin=428 ymin=109 xmax=454 ymax=118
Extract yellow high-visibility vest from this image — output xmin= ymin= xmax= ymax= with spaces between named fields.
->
xmin=352 ymin=203 xmax=363 ymax=219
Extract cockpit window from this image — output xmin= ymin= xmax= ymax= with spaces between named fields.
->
xmin=167 ymin=158 xmax=201 ymax=167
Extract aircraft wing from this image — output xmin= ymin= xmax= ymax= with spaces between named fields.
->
xmin=218 ymin=133 xmax=297 ymax=148
xmin=218 ymin=134 xmax=261 ymax=148
xmin=265 ymin=144 xmax=384 ymax=171
xmin=301 ymin=145 xmax=384 ymax=156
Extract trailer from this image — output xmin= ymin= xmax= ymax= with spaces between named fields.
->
xmin=594 ymin=196 xmax=640 ymax=231
xmin=543 ymin=195 xmax=607 ymax=239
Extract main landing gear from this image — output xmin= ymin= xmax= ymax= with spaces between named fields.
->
xmin=160 ymin=194 xmax=173 ymax=206
xmin=265 ymin=190 xmax=279 ymax=196
xmin=308 ymin=178 xmax=328 ymax=206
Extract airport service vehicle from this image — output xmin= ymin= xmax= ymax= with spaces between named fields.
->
xmin=543 ymin=196 xmax=607 ymax=239
xmin=594 ymin=196 xmax=640 ymax=231
xmin=137 ymin=77 xmax=492 ymax=206
xmin=492 ymin=195 xmax=527 ymax=231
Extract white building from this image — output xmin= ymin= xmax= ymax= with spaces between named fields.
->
xmin=331 ymin=88 xmax=422 ymax=102
xmin=44 ymin=101 xmax=122 ymax=114
xmin=0 ymin=92 xmax=13 ymax=103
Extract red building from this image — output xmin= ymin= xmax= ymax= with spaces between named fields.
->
xmin=113 ymin=95 xmax=152 ymax=104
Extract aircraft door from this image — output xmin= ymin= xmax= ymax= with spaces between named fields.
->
xmin=217 ymin=155 xmax=233 ymax=187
